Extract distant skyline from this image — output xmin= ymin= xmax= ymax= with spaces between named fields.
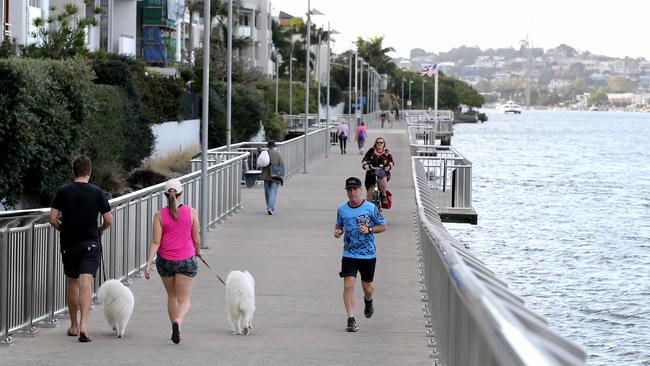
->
xmin=271 ymin=0 xmax=650 ymax=60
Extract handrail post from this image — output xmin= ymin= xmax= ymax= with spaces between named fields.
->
xmin=0 ymin=224 xmax=15 ymax=346
xmin=16 ymin=219 xmax=38 ymax=337
xmin=40 ymin=226 xmax=59 ymax=329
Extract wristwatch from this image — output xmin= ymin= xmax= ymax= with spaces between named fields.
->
xmin=368 ymin=226 xmax=373 ymax=233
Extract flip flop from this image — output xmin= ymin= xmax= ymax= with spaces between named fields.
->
xmin=66 ymin=328 xmax=77 ymax=337
xmin=78 ymin=332 xmax=92 ymax=342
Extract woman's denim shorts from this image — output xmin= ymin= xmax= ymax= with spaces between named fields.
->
xmin=156 ymin=255 xmax=198 ymax=278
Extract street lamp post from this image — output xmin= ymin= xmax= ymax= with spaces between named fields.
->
xmin=325 ymin=24 xmax=339 ymax=158
xmin=303 ymin=1 xmax=323 ymax=174
xmin=408 ymin=78 xmax=412 ymax=109
xmin=199 ymin=0 xmax=211 ymax=248
xmin=402 ymin=78 xmax=404 ymax=111
xmin=274 ymin=49 xmax=279 ymax=114
xmin=289 ymin=51 xmax=294 ymax=115
xmin=359 ymin=59 xmax=363 ymax=124
xmin=316 ymin=28 xmax=322 ymax=127
xmin=226 ymin=0 xmax=232 ymax=151
xmin=348 ymin=48 xmax=353 ymax=127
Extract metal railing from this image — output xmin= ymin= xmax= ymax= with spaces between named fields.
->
xmin=412 ymin=159 xmax=586 ymax=365
xmin=191 ymin=127 xmax=329 ymax=179
xmin=0 ymin=152 xmax=248 ymax=345
xmin=408 ymin=126 xmax=474 ymax=213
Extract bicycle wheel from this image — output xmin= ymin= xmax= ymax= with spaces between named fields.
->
xmin=372 ymin=189 xmax=382 ymax=212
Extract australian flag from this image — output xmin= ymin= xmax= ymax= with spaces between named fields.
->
xmin=420 ymin=64 xmax=437 ymax=77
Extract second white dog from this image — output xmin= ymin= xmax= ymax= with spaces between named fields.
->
xmin=225 ymin=270 xmax=256 ymax=335
xmin=96 ymin=279 xmax=135 ymax=338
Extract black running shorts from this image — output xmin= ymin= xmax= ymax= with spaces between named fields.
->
xmin=61 ymin=241 xmax=102 ymax=279
xmin=339 ymin=257 xmax=377 ymax=283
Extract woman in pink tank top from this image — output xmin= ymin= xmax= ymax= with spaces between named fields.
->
xmin=145 ymin=179 xmax=202 ymax=344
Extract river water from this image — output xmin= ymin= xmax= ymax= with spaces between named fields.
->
xmin=445 ymin=110 xmax=650 ymax=365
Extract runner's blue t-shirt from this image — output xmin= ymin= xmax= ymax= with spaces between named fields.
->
xmin=336 ymin=200 xmax=386 ymax=259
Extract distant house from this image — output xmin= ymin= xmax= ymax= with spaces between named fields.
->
xmin=278 ymin=11 xmax=294 ymax=25
xmin=548 ymin=79 xmax=572 ymax=92
xmin=607 ymin=93 xmax=634 ymax=106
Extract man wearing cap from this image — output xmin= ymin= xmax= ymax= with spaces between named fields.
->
xmin=260 ymin=140 xmax=284 ymax=215
xmin=334 ymin=176 xmax=387 ymax=332
xmin=50 ymin=155 xmax=113 ymax=342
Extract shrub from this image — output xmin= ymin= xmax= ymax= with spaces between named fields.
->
xmin=265 ymin=113 xmax=288 ymax=141
xmin=84 ymin=84 xmax=132 ymax=193
xmin=208 ymin=82 xmax=266 ymax=147
xmin=89 ymin=54 xmax=154 ymax=171
xmin=0 ymin=58 xmax=95 ymax=206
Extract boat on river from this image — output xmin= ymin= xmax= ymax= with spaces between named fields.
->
xmin=496 ymin=100 xmax=522 ymax=114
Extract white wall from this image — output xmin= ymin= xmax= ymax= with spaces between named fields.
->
xmin=151 ymin=119 xmax=200 ymax=158
xmin=112 ymin=0 xmax=136 ymax=54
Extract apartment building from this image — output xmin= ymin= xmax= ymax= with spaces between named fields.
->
xmin=236 ymin=0 xmax=273 ymax=75
xmin=2 ymin=0 xmax=137 ymax=55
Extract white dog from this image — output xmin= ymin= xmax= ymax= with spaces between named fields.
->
xmin=225 ymin=270 xmax=256 ymax=335
xmin=96 ymin=279 xmax=135 ymax=338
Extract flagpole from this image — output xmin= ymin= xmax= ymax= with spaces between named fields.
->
xmin=434 ymin=69 xmax=438 ymax=117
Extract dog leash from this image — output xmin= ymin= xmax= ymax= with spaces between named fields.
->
xmin=198 ymin=256 xmax=226 ymax=286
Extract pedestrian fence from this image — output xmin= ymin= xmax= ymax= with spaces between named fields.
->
xmin=0 ymin=152 xmax=247 ymax=346
xmin=0 ymin=128 xmax=334 ymax=346
xmin=408 ymin=126 xmax=474 ymax=214
xmin=412 ymin=159 xmax=586 ymax=365
xmin=406 ymin=110 xmax=454 ymax=139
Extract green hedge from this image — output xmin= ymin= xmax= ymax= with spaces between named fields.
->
xmin=208 ymin=82 xmax=266 ymax=147
xmin=0 ymin=58 xmax=95 ymax=206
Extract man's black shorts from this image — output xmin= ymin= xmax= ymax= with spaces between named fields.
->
xmin=339 ymin=257 xmax=377 ymax=283
xmin=61 ymin=241 xmax=102 ymax=279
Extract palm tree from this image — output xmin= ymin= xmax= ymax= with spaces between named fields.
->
xmin=355 ymin=36 xmax=396 ymax=76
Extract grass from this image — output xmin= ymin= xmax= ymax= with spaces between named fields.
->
xmin=143 ymin=145 xmax=201 ymax=177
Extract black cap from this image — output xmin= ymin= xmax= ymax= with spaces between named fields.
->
xmin=267 ymin=140 xmax=276 ymax=147
xmin=345 ymin=177 xmax=362 ymax=189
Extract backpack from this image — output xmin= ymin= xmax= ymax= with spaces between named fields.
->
xmin=358 ymin=129 xmax=366 ymax=140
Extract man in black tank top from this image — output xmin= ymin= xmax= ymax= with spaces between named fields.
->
xmin=50 ymin=155 xmax=113 ymax=342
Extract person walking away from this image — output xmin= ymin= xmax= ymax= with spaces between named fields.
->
xmin=334 ymin=177 xmax=387 ymax=332
xmin=144 ymin=179 xmax=202 ymax=344
xmin=394 ymin=106 xmax=400 ymax=121
xmin=260 ymin=140 xmax=285 ymax=215
xmin=362 ymin=137 xmax=394 ymax=204
xmin=355 ymin=122 xmax=367 ymax=155
xmin=380 ymin=111 xmax=386 ymax=128
xmin=336 ymin=120 xmax=349 ymax=154
xmin=50 ymin=155 xmax=113 ymax=343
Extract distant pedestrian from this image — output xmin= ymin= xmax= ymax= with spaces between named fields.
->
xmin=334 ymin=177 xmax=387 ymax=332
xmin=49 ymin=155 xmax=113 ymax=343
xmin=380 ymin=111 xmax=386 ymax=128
xmin=260 ymin=140 xmax=285 ymax=215
xmin=394 ymin=106 xmax=400 ymax=120
xmin=355 ymin=122 xmax=367 ymax=155
xmin=336 ymin=120 xmax=349 ymax=154
xmin=144 ymin=178 xmax=202 ymax=344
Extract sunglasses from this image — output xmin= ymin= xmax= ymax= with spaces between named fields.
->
xmin=376 ymin=141 xmax=385 ymax=144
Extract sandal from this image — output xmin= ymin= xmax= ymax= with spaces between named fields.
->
xmin=171 ymin=322 xmax=180 ymax=344
xmin=66 ymin=328 xmax=78 ymax=337
xmin=78 ymin=332 xmax=92 ymax=342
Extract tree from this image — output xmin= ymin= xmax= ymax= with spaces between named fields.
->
xmin=23 ymin=2 xmax=102 ymax=59
xmin=607 ymin=75 xmax=632 ymax=93
xmin=355 ymin=36 xmax=396 ymax=76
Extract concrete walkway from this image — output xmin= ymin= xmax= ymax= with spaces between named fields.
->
xmin=2 ymin=121 xmax=429 ymax=365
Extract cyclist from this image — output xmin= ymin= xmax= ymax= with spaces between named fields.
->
xmin=361 ymin=137 xmax=394 ymax=204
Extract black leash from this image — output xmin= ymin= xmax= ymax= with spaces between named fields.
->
xmin=198 ymin=256 xmax=226 ymax=286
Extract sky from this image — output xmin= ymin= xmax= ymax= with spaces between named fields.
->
xmin=270 ymin=0 xmax=650 ymax=60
